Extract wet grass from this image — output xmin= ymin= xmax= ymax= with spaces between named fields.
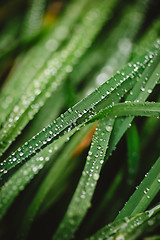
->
xmin=0 ymin=0 xmax=160 ymax=239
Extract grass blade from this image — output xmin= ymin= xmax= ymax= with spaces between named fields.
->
xmin=0 ymin=0 xmax=119 ymax=156
xmin=90 ymin=102 xmax=160 ymax=121
xmin=0 ymin=127 xmax=78 ymax=220
xmin=0 ymin=45 xmax=152 ymax=178
xmin=18 ymin=124 xmax=94 ymax=239
xmin=52 ymin=118 xmax=114 ymax=240
xmin=71 ymin=0 xmax=149 ymax=89
xmin=0 ymin=0 xmax=92 ymax=125
xmin=0 ymin=67 xmax=141 ymax=219
xmin=126 ymin=124 xmax=140 ymax=186
xmin=116 ymin=156 xmax=160 ymax=220
xmin=106 ymin=45 xmax=160 ymax=159
xmin=87 ymin=203 xmax=160 ymax=240
xmin=84 ymin=168 xmax=124 ymax=235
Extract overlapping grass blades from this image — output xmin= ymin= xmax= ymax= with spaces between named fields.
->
xmin=105 ymin=44 xmax=160 ymax=160
xmin=0 ymin=0 xmax=97 ymax=125
xmin=0 ymin=1 xmax=160 ymax=239
xmin=52 ymin=101 xmax=160 ymax=239
xmin=52 ymin=118 xmax=114 ymax=239
xmin=70 ymin=0 xmax=149 ymax=89
xmin=87 ymin=153 xmax=160 ymax=238
xmin=89 ymin=102 xmax=160 ymax=121
xmin=0 ymin=45 xmax=157 ymax=178
xmin=87 ymin=203 xmax=160 ymax=240
xmin=116 ymin=156 xmax=160 ymax=220
xmin=0 ymin=42 xmax=159 ymax=233
xmin=17 ymin=124 xmax=94 ymax=238
xmin=0 ymin=47 xmax=150 ymax=219
xmin=0 ymin=0 xmax=118 ymax=156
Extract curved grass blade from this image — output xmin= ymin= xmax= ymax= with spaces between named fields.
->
xmin=0 ymin=0 xmax=119 ymax=156
xmin=0 ymin=0 xmax=92 ymax=125
xmin=84 ymin=168 xmax=124 ymax=235
xmin=87 ymin=203 xmax=160 ymax=240
xmin=78 ymin=0 xmax=150 ymax=97
xmin=140 ymin=96 xmax=160 ymax=149
xmin=1 ymin=96 xmax=159 ymax=221
xmin=19 ymin=87 xmax=65 ymax=141
xmin=114 ymin=208 xmax=160 ymax=240
xmin=52 ymin=118 xmax=114 ymax=240
xmin=0 ymin=126 xmax=79 ymax=220
xmin=116 ymin=156 xmax=160 ymax=220
xmin=0 ymin=46 xmax=152 ymax=178
xmin=18 ymin=124 xmax=94 ymax=239
xmin=0 ymin=63 xmax=143 ymax=222
xmin=1 ymin=72 xmax=135 ymax=214
xmin=8 ymin=87 xmax=65 ymax=157
xmin=89 ymin=102 xmax=160 ymax=121
xmin=105 ymin=45 xmax=160 ymax=160
xmin=0 ymin=46 xmax=158 ymax=222
xmin=126 ymin=124 xmax=140 ymax=186
xmin=71 ymin=0 xmax=148 ymax=89
xmin=0 ymin=50 xmax=149 ymax=220
xmin=39 ymin=126 xmax=97 ymax=216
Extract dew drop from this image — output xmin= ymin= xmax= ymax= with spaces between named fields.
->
xmin=88 ymin=151 xmax=92 ymax=156
xmin=141 ymin=87 xmax=145 ymax=92
xmin=106 ymin=126 xmax=112 ymax=131
xmin=100 ymin=160 xmax=104 ymax=164
xmin=93 ymin=173 xmax=99 ymax=180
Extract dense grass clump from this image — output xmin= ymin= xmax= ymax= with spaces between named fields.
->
xmin=0 ymin=0 xmax=160 ymax=239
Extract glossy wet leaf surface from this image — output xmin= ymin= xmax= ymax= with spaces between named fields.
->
xmin=0 ymin=1 xmax=160 ymax=239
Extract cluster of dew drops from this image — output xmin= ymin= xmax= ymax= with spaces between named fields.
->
xmin=0 ymin=44 xmax=157 ymax=177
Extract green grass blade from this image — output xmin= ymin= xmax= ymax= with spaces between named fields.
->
xmin=0 ymin=44 xmax=158 ymax=225
xmin=0 ymin=69 xmax=138 ymax=219
xmin=90 ymin=102 xmax=160 ymax=121
xmin=0 ymin=0 xmax=92 ymax=125
xmin=126 ymin=124 xmax=140 ymax=186
xmin=18 ymin=124 xmax=94 ymax=239
xmin=116 ymin=156 xmax=160 ymax=220
xmin=1 ymin=47 xmax=150 ymax=223
xmin=106 ymin=45 xmax=160 ymax=159
xmin=87 ymin=203 xmax=160 ymax=240
xmin=140 ymin=96 xmax=160 ymax=148
xmin=71 ymin=0 xmax=149 ymax=89
xmin=0 ymin=46 xmax=150 ymax=220
xmin=0 ymin=0 xmax=119 ymax=156
xmin=0 ymin=127 xmax=78 ymax=220
xmin=85 ymin=168 xmax=124 ymax=234
xmin=0 ymin=47 xmax=153 ymax=178
xmin=52 ymin=118 xmax=114 ymax=240
xmin=1 ymin=2 xmax=160 ymax=239
xmin=114 ymin=208 xmax=160 ymax=240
